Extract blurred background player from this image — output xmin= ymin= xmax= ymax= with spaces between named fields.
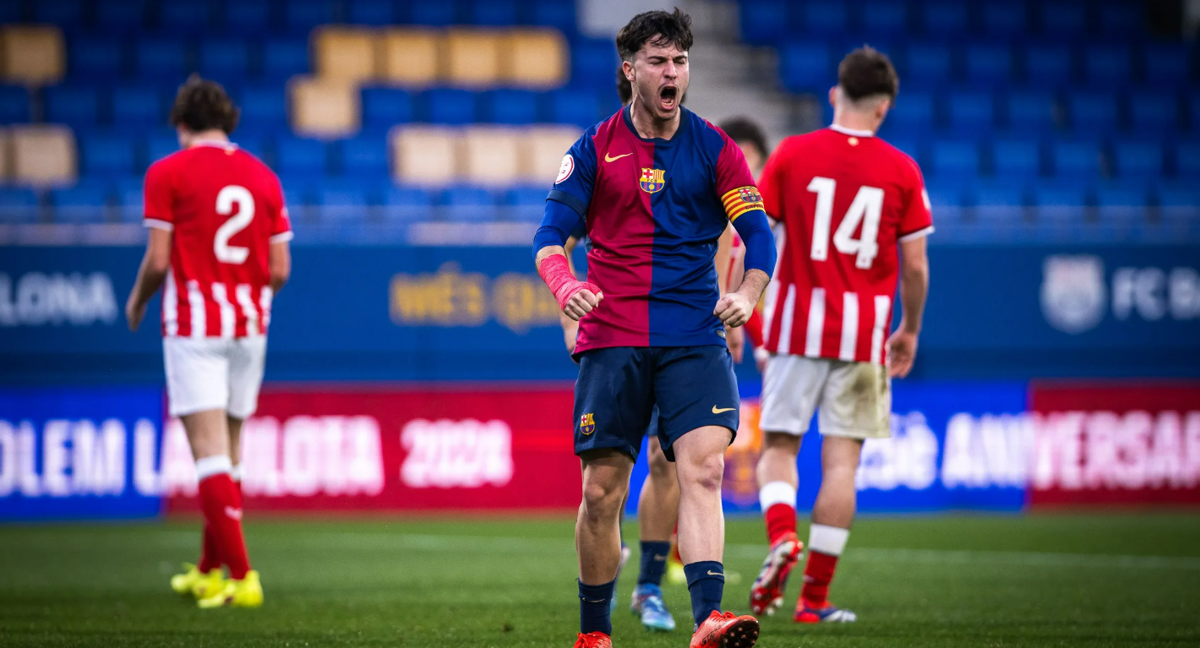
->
xmin=534 ymin=9 xmax=776 ymax=648
xmin=748 ymin=47 xmax=932 ymax=623
xmin=125 ymin=76 xmax=292 ymax=609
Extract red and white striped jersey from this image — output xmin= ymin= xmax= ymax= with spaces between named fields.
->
xmin=143 ymin=140 xmax=292 ymax=339
xmin=758 ymin=125 xmax=932 ymax=365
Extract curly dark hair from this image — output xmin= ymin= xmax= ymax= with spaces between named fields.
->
xmin=719 ymin=117 xmax=768 ymax=160
xmin=837 ymin=46 xmax=899 ymax=102
xmin=616 ymin=8 xmax=693 ymax=62
xmin=169 ymin=75 xmax=240 ymax=134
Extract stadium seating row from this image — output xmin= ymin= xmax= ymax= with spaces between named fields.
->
xmin=899 ymin=137 xmax=1200 ymax=180
xmin=742 ymin=0 xmax=1153 ymax=43
xmin=780 ymin=40 xmax=1196 ymax=92
xmin=9 ymin=0 xmax=577 ymax=34
xmin=0 ymin=124 xmax=582 ymax=188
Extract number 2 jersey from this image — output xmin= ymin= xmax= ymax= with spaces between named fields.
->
xmin=143 ymin=140 xmax=293 ymax=339
xmin=758 ymin=125 xmax=933 ymax=365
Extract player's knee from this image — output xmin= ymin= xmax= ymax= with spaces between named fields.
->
xmin=581 ymin=479 xmax=625 ymax=521
xmin=680 ymin=453 xmax=724 ymax=493
xmin=761 ymin=432 xmax=801 ymax=456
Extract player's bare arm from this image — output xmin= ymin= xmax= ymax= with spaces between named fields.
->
xmin=269 ymin=240 xmax=291 ymax=293
xmin=888 ymin=235 xmax=929 ymax=378
xmin=715 ymin=268 xmax=769 ymax=328
xmin=126 ymin=228 xmax=173 ymax=332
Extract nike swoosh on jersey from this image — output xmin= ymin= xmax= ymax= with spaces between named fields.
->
xmin=712 ymin=406 xmax=736 ymax=414
xmin=604 ymin=152 xmax=633 ymax=162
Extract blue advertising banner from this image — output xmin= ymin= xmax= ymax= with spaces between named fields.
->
xmin=1 ymin=245 xmax=1197 ymax=384
xmin=0 ymin=387 xmax=165 ymax=521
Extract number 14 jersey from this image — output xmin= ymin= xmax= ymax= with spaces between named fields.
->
xmin=143 ymin=140 xmax=293 ymax=339
xmin=757 ymin=125 xmax=933 ymax=366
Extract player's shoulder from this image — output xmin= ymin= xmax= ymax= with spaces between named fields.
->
xmin=694 ymin=110 xmax=733 ymax=149
xmin=871 ymin=136 xmax=924 ymax=181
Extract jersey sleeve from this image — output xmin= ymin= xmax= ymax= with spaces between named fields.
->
xmin=898 ymin=158 xmax=934 ymax=242
xmin=268 ymin=173 xmax=294 ymax=243
xmin=546 ymin=132 xmax=598 ymax=218
xmin=714 ymin=132 xmax=766 ymax=223
xmin=142 ymin=159 xmax=174 ymax=230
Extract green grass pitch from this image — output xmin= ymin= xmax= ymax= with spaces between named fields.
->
xmin=1 ymin=513 xmax=1198 ymax=647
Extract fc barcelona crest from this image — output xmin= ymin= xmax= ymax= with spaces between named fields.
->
xmin=639 ymin=168 xmax=666 ymax=194
xmin=579 ymin=413 xmax=596 ymax=436
xmin=738 ymin=187 xmax=763 ymax=204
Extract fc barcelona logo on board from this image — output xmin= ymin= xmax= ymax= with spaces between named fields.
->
xmin=580 ymin=413 xmax=596 ymax=436
xmin=639 ymin=168 xmax=666 ymax=194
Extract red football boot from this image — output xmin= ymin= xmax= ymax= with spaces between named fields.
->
xmin=573 ymin=632 xmax=612 ymax=648
xmin=749 ymin=531 xmax=802 ymax=616
xmin=689 ymin=611 xmax=760 ymax=648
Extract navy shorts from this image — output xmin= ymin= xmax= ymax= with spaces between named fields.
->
xmin=574 ymin=346 xmax=740 ymax=462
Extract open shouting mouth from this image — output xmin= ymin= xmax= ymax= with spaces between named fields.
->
xmin=659 ymin=85 xmax=678 ymax=112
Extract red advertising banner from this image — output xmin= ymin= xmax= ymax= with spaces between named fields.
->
xmin=1029 ymin=383 xmax=1200 ymax=507
xmin=164 ymin=386 xmax=581 ymax=513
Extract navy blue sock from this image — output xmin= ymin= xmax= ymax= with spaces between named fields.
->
xmin=578 ymin=579 xmax=616 ymax=635
xmin=637 ymin=541 xmax=671 ymax=586
xmin=683 ymin=561 xmax=725 ymax=628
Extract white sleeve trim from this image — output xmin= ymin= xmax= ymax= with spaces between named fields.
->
xmin=270 ymin=231 xmax=294 ymax=243
xmin=898 ymin=225 xmax=934 ymax=243
xmin=144 ymin=219 xmax=174 ymax=231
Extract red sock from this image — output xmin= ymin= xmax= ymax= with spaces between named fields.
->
xmin=764 ymin=503 xmax=797 ymax=545
xmin=800 ymin=551 xmax=839 ymax=607
xmin=197 ymin=524 xmax=221 ymax=573
xmin=198 ymin=473 xmax=251 ymax=580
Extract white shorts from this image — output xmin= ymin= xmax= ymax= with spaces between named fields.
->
xmin=163 ymin=336 xmax=267 ymax=419
xmin=759 ymin=355 xmax=891 ymax=439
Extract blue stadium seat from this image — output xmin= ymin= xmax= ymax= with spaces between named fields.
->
xmin=796 ymin=1 xmax=846 ymax=33
xmin=411 ymin=2 xmax=458 ymax=26
xmin=362 ymin=87 xmax=415 ymax=127
xmin=921 ymin=1 xmax=967 ymax=34
xmin=198 ymin=38 xmax=251 ymax=82
xmin=159 ymin=0 xmax=215 ymax=33
xmin=316 ymin=185 xmax=369 ymax=209
xmin=1039 ymin=1 xmax=1087 ymax=37
xmin=861 ymin=0 xmax=907 ymax=33
xmin=572 ymin=40 xmax=619 ymax=90
xmin=885 ymin=138 xmax=923 ymax=165
xmin=1067 ymin=92 xmax=1119 ymax=132
xmin=992 ymin=138 xmax=1042 ymax=178
xmin=739 ymin=0 xmax=789 ymax=45
xmin=34 ymin=0 xmax=88 ymax=31
xmin=442 ymin=186 xmax=500 ymax=222
xmin=487 ymin=90 xmax=538 ymax=124
xmin=0 ymin=189 xmax=42 ymax=225
xmin=1129 ymin=94 xmax=1179 ymax=134
xmin=51 ymin=183 xmax=112 ymax=224
xmin=1175 ymin=141 xmax=1200 ymax=177
xmin=528 ymin=0 xmax=576 ymax=32
xmin=470 ymin=0 xmax=518 ymax=26
xmin=781 ymin=43 xmax=833 ymax=92
xmin=111 ymin=86 xmax=162 ymax=127
xmin=1031 ymin=184 xmax=1089 ymax=237
xmin=44 ymin=85 xmax=102 ymax=129
xmin=238 ymin=86 xmax=287 ymax=130
xmin=508 ymin=186 xmax=548 ymax=221
xmin=1023 ymin=43 xmax=1073 ymax=87
xmin=262 ymin=38 xmax=309 ymax=82
xmin=275 ymin=137 xmax=329 ymax=177
xmin=904 ymin=43 xmax=952 ymax=83
xmin=1005 ymin=90 xmax=1056 ymax=131
xmin=115 ymin=178 xmax=144 ymax=223
xmin=340 ymin=136 xmax=390 ymax=178
xmin=348 ymin=0 xmax=397 ymax=25
xmin=382 ymin=186 xmax=433 ymax=222
xmin=972 ymin=183 xmax=1026 ymax=208
xmin=1095 ymin=185 xmax=1149 ymax=240
xmin=226 ymin=0 xmax=273 ymax=34
xmin=1159 ymin=186 xmax=1200 ymax=240
xmin=96 ymin=0 xmax=146 ymax=33
xmin=885 ymin=91 xmax=935 ymax=133
xmin=946 ymin=91 xmax=995 ymax=130
xmin=981 ymin=1 xmax=1027 ymax=35
xmin=1098 ymin=1 xmax=1141 ymax=36
xmin=1083 ymin=44 xmax=1133 ymax=85
xmin=146 ymin=135 xmax=179 ymax=165
xmin=285 ymin=0 xmax=336 ymax=32
xmin=230 ymin=137 xmax=268 ymax=163
xmin=965 ymin=44 xmax=1012 ymax=84
xmin=424 ymin=89 xmax=479 ymax=125
xmin=1143 ymin=43 xmax=1189 ymax=85
xmin=970 ymin=182 xmax=1028 ymax=239
xmin=0 ymin=86 xmax=31 ymax=124
xmin=135 ymin=38 xmax=189 ymax=80
xmin=1050 ymin=139 xmax=1102 ymax=177
xmin=1113 ymin=140 xmax=1164 ymax=179
xmin=548 ymin=90 xmax=600 ymax=128
xmin=930 ymin=140 xmax=980 ymax=178
xmin=80 ymin=135 xmax=137 ymax=177
xmin=68 ymin=38 xmax=124 ymax=80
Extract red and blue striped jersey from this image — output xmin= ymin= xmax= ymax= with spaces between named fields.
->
xmin=549 ymin=106 xmax=766 ymax=354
